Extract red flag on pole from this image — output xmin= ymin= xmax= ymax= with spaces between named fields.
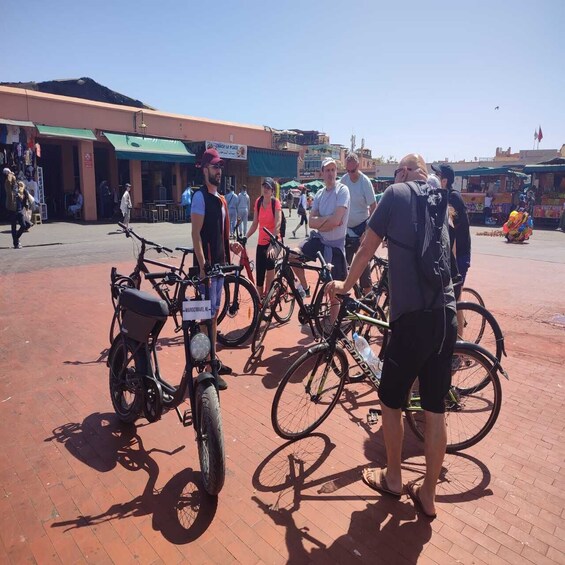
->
xmin=538 ymin=126 xmax=543 ymax=142
xmin=534 ymin=129 xmax=538 ymax=141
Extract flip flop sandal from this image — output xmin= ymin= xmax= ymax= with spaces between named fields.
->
xmin=406 ymin=482 xmax=437 ymax=519
xmin=361 ymin=468 xmax=401 ymax=499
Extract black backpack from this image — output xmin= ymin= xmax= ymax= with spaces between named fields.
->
xmin=257 ymin=196 xmax=286 ymax=239
xmin=389 ymin=181 xmax=451 ymax=307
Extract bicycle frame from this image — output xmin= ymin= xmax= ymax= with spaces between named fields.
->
xmin=119 ymin=222 xmax=192 ymax=330
xmin=264 ymin=227 xmax=333 ymax=336
xmin=312 ymin=296 xmax=509 ymax=410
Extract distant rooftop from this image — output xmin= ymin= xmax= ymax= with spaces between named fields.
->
xmin=0 ymin=77 xmax=154 ymax=110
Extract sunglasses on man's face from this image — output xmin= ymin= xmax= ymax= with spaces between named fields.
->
xmin=209 ymin=164 xmax=223 ymax=171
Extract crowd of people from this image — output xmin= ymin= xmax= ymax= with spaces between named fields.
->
xmin=188 ymin=147 xmax=472 ymax=519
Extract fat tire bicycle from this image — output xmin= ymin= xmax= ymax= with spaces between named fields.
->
xmin=271 ymin=294 xmax=509 ymax=453
xmin=109 ymin=222 xmax=259 ymax=349
xmin=108 ymin=262 xmax=237 ymax=496
xmin=109 ymin=223 xmax=193 ymax=343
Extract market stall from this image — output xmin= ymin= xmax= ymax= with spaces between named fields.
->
xmin=523 ymin=158 xmax=565 ymax=225
xmin=456 ymin=166 xmax=528 ymax=224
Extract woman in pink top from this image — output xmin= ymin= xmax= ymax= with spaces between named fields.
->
xmin=245 ymin=177 xmax=282 ymax=299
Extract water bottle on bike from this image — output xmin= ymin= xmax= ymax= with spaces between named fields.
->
xmin=353 ymin=332 xmax=382 ymax=378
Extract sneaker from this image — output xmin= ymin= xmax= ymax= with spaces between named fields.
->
xmin=13 ymin=243 xmax=22 ymax=249
xmin=216 ymin=374 xmax=228 ymax=390
xmin=218 ymin=361 xmax=233 ymax=375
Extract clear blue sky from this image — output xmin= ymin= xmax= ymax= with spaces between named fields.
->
xmin=2 ymin=0 xmax=564 ymax=162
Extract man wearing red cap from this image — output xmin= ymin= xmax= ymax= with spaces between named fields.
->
xmin=191 ymin=148 xmax=234 ymax=389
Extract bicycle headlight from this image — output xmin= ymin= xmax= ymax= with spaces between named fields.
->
xmin=190 ymin=332 xmax=210 ymax=361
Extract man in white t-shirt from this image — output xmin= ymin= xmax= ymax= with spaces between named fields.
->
xmin=293 ymin=157 xmax=349 ymax=319
xmin=340 ymin=152 xmax=377 ymax=294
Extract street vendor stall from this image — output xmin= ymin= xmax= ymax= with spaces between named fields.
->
xmin=523 ymin=158 xmax=565 ymax=226
xmin=456 ymin=166 xmax=528 ymax=224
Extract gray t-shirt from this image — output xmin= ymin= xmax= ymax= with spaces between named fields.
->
xmin=312 ymin=182 xmax=350 ymax=242
xmin=368 ymin=182 xmax=456 ymax=322
xmin=340 ymin=172 xmax=376 ymax=229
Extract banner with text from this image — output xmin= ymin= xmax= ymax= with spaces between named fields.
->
xmin=206 ymin=141 xmax=247 ymax=160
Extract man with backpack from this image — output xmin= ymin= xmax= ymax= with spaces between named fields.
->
xmin=327 ymin=153 xmax=457 ymax=519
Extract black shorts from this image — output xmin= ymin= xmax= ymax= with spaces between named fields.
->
xmin=299 ymin=237 xmax=347 ymax=281
xmin=256 ymin=243 xmax=276 ymax=287
xmin=378 ymin=308 xmax=458 ymax=414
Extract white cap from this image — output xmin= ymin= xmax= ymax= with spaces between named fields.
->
xmin=3 ymin=168 xmax=11 ymax=175
xmin=321 ymin=157 xmax=337 ymax=170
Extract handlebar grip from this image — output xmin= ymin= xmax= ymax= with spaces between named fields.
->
xmin=217 ymin=264 xmax=242 ymax=274
xmin=161 ymin=246 xmax=173 ymax=254
xmin=144 ymin=272 xmax=170 ymax=281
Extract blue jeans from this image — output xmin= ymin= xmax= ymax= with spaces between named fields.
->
xmin=199 ymin=276 xmax=224 ymax=318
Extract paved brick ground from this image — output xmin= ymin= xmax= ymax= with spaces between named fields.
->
xmin=1 ymin=221 xmax=564 ymax=564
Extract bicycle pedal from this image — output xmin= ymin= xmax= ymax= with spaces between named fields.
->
xmin=366 ymin=408 xmax=381 ymax=426
xmin=182 ymin=409 xmax=193 ymax=427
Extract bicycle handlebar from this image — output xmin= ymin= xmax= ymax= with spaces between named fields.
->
xmin=262 ymin=227 xmax=303 ymax=258
xmin=118 ymin=222 xmax=173 ymax=254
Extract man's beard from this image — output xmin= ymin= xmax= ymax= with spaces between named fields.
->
xmin=208 ymin=174 xmax=221 ymax=187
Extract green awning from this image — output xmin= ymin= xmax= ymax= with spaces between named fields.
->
xmin=0 ymin=118 xmax=35 ymax=128
xmin=104 ymin=132 xmax=195 ymax=163
xmin=454 ymin=166 xmax=526 ymax=178
xmin=523 ymin=164 xmax=565 ymax=174
xmin=280 ymin=180 xmax=301 ymax=189
xmin=36 ymin=124 xmax=97 ymax=140
xmin=248 ymin=147 xmax=298 ymax=177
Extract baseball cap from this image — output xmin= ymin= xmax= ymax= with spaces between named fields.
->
xmin=431 ymin=163 xmax=455 ymax=186
xmin=262 ymin=177 xmax=276 ymax=190
xmin=3 ymin=168 xmax=11 ymax=175
xmin=321 ymin=157 xmax=337 ymax=170
xmin=199 ymin=148 xmax=224 ymax=168
xmin=125 ymin=183 xmax=131 ymax=188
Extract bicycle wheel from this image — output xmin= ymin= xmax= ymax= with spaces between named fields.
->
xmin=195 ymin=381 xmax=225 ymax=496
xmin=272 ymin=343 xmax=348 ymax=440
xmin=108 ymin=337 xmax=145 ymax=423
xmin=404 ymin=344 xmax=502 ymax=453
xmin=460 ymin=287 xmax=485 ymax=307
xmin=251 ymin=285 xmax=277 ymax=354
xmin=272 ymin=279 xmax=296 ymax=324
xmin=217 ymin=274 xmax=259 ymax=347
xmin=456 ymin=302 xmax=504 ymax=362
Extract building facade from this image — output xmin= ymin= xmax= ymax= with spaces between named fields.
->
xmin=0 ymin=85 xmax=297 ymax=221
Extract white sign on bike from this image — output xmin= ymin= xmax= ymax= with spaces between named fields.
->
xmin=183 ymin=300 xmax=212 ymax=320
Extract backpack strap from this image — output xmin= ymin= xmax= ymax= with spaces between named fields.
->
xmin=256 ymin=195 xmax=264 ymax=214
